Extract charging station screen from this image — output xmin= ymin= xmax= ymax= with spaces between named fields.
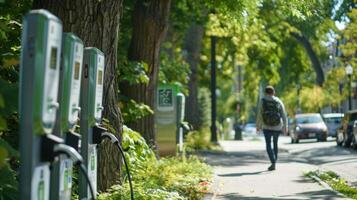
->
xmin=158 ymin=89 xmax=173 ymax=107
xmin=50 ymin=47 xmax=57 ymax=69
xmin=74 ymin=62 xmax=80 ymax=80
xmin=97 ymin=69 xmax=103 ymax=85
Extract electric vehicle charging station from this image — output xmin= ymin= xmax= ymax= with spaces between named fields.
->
xmin=19 ymin=9 xmax=94 ymax=200
xmin=50 ymin=33 xmax=84 ymax=200
xmin=79 ymin=47 xmax=105 ymax=199
xmin=176 ymin=93 xmax=186 ymax=153
xmin=155 ymin=85 xmax=187 ymax=155
xmin=19 ymin=10 xmax=62 ymax=200
xmin=78 ymin=47 xmax=135 ymax=200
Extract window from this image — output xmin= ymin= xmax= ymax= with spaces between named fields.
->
xmin=296 ymin=116 xmax=323 ymax=124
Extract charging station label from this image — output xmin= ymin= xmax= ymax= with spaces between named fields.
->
xmin=59 ymin=159 xmax=73 ymax=199
xmin=31 ymin=165 xmax=50 ymax=200
xmin=88 ymin=144 xmax=97 ymax=197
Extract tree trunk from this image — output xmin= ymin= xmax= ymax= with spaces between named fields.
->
xmin=32 ymin=0 xmax=123 ymax=191
xmin=290 ymin=32 xmax=324 ymax=86
xmin=120 ymin=0 xmax=171 ymax=148
xmin=183 ymin=24 xmax=204 ymax=130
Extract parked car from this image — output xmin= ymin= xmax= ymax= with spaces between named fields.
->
xmin=323 ymin=113 xmax=344 ymax=137
xmin=242 ymin=123 xmax=257 ymax=135
xmin=337 ymin=110 xmax=357 ymax=147
xmin=290 ymin=113 xmax=328 ymax=143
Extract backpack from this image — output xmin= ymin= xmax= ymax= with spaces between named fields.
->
xmin=262 ymin=98 xmax=281 ymax=126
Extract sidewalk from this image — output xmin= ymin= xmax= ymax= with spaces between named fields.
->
xmin=202 ymin=139 xmax=349 ymax=200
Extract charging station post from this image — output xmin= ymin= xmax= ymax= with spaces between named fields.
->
xmin=19 ymin=10 xmax=62 ymax=200
xmin=79 ymin=47 xmax=105 ymax=200
xmin=176 ymin=93 xmax=186 ymax=153
xmin=50 ymin=33 xmax=84 ymax=200
xmin=155 ymin=85 xmax=187 ymax=155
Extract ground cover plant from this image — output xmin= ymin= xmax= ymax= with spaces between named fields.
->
xmin=306 ymin=170 xmax=357 ymax=199
xmin=98 ymin=126 xmax=213 ymax=200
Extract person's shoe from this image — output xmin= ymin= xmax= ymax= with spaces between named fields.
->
xmin=268 ymin=163 xmax=276 ymax=171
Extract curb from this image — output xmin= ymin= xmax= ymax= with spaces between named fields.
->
xmin=309 ymin=174 xmax=349 ymax=199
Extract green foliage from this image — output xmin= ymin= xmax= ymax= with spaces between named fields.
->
xmin=339 ymin=8 xmax=357 ymax=71
xmin=119 ymin=61 xmax=150 ymax=85
xmin=306 ymin=170 xmax=357 ymax=199
xmin=0 ymin=164 xmax=18 ymax=200
xmin=159 ymin=42 xmax=191 ymax=95
xmin=98 ymin=126 xmax=213 ymax=200
xmin=0 ymin=138 xmax=18 ymax=200
xmin=119 ymin=99 xmax=153 ymax=124
xmin=299 ymin=86 xmax=326 ymax=112
xmin=197 ymin=88 xmax=211 ymax=130
xmin=185 ymin=129 xmax=221 ymax=152
xmin=121 ymin=125 xmax=156 ymax=172
xmin=0 ymin=2 xmax=30 ymax=199
xmin=99 ymin=156 xmax=212 ymax=200
xmin=98 ymin=184 xmax=185 ymax=200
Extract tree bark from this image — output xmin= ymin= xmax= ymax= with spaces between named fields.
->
xmin=120 ymin=0 xmax=171 ymax=148
xmin=290 ymin=32 xmax=324 ymax=86
xmin=183 ymin=24 xmax=204 ymax=130
xmin=32 ymin=0 xmax=123 ymax=191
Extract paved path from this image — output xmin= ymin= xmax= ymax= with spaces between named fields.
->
xmin=202 ymin=137 xmax=351 ymax=200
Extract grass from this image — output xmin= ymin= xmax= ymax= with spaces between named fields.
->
xmin=305 ymin=170 xmax=357 ymax=199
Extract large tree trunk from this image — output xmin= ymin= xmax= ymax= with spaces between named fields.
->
xmin=290 ymin=32 xmax=324 ymax=86
xmin=183 ymin=24 xmax=204 ymax=130
xmin=32 ymin=0 xmax=123 ymax=191
xmin=120 ymin=0 xmax=171 ymax=148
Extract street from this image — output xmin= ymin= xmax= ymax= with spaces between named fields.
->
xmin=202 ymin=135 xmax=357 ymax=200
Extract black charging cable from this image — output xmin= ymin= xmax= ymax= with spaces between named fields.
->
xmin=100 ymin=132 xmax=134 ymax=200
xmin=78 ymin=163 xmax=96 ymax=200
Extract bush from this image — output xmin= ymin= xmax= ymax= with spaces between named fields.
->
xmin=197 ymin=88 xmax=211 ymax=130
xmin=184 ymin=129 xmax=221 ymax=152
xmin=98 ymin=127 xmax=213 ymax=200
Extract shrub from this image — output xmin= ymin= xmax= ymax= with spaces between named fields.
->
xmin=185 ymin=129 xmax=221 ymax=151
xmin=98 ymin=127 xmax=213 ymax=200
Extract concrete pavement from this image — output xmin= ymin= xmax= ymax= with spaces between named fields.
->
xmin=202 ymin=136 xmax=351 ymax=200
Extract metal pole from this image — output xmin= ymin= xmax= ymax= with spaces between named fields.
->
xmin=210 ymin=36 xmax=217 ymax=143
xmin=349 ymin=75 xmax=352 ymax=110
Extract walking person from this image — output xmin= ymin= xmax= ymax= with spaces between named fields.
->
xmin=256 ymin=86 xmax=288 ymax=171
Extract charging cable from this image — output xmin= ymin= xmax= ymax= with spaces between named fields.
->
xmin=101 ymin=132 xmax=134 ymax=200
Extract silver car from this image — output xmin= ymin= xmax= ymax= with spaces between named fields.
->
xmin=323 ymin=113 xmax=344 ymax=137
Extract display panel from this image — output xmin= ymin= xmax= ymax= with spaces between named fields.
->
xmin=74 ymin=62 xmax=80 ymax=80
xmin=97 ymin=69 xmax=103 ymax=85
xmin=158 ymin=89 xmax=173 ymax=107
xmin=50 ymin=47 xmax=57 ymax=69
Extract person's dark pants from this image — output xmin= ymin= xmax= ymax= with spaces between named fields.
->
xmin=263 ymin=129 xmax=281 ymax=164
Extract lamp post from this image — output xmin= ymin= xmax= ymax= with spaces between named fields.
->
xmin=345 ymin=64 xmax=353 ymax=110
xmin=210 ymin=36 xmax=217 ymax=143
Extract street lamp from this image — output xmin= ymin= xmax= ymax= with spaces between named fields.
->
xmin=345 ymin=64 xmax=353 ymax=110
